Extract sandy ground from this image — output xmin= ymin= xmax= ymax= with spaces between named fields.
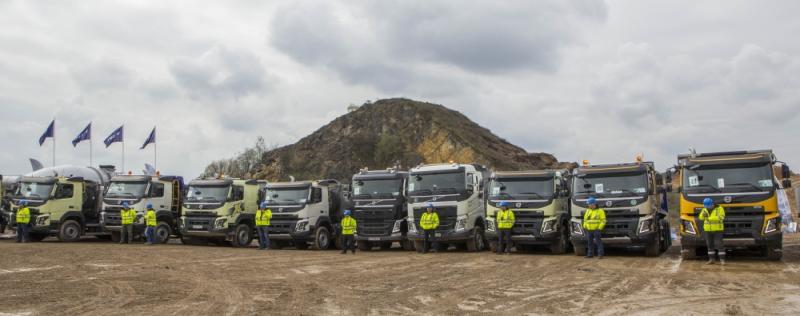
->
xmin=1 ymin=234 xmax=800 ymax=316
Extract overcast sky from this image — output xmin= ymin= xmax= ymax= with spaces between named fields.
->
xmin=1 ymin=0 xmax=799 ymax=178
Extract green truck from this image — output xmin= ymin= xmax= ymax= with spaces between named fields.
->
xmin=101 ymin=174 xmax=185 ymax=243
xmin=179 ymin=178 xmax=266 ymax=247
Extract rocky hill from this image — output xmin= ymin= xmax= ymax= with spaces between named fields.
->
xmin=206 ymin=98 xmax=568 ymax=181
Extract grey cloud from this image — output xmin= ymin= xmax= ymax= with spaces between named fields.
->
xmin=169 ymin=46 xmax=274 ymax=100
xmin=69 ymin=59 xmax=134 ymax=92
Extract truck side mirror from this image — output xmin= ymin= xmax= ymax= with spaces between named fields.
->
xmin=655 ymin=174 xmax=664 ymax=186
xmin=782 ymin=179 xmax=792 ymax=188
xmin=781 ymin=165 xmax=791 ymax=179
xmin=666 ymin=184 xmax=673 ymax=193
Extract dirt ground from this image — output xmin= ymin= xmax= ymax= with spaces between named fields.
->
xmin=2 ymin=234 xmax=800 ymax=316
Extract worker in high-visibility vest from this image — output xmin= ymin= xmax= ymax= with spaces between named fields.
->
xmin=15 ymin=200 xmax=31 ymax=243
xmin=419 ymin=204 xmax=440 ymax=254
xmin=255 ymin=202 xmax=272 ymax=250
xmin=120 ymin=202 xmax=135 ymax=244
xmin=699 ymin=198 xmax=726 ymax=265
xmin=583 ymin=197 xmax=606 ymax=258
xmin=144 ymin=203 xmax=157 ymax=245
xmin=340 ymin=209 xmax=357 ymax=254
xmin=496 ymin=201 xmax=515 ymax=255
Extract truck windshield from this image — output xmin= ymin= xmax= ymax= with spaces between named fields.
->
xmin=106 ymin=181 xmax=148 ymax=198
xmin=683 ymin=163 xmax=773 ymax=193
xmin=491 ymin=177 xmax=553 ymax=200
xmin=409 ymin=171 xmax=465 ymax=195
xmin=573 ymin=172 xmax=647 ymax=197
xmin=186 ymin=185 xmax=230 ymax=202
xmin=264 ymin=188 xmax=309 ymax=204
xmin=18 ymin=182 xmax=54 ymax=200
xmin=353 ymin=179 xmax=402 ymax=199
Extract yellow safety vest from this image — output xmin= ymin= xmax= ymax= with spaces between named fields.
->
xmin=256 ymin=209 xmax=272 ymax=227
xmin=121 ymin=209 xmax=136 ymax=225
xmin=146 ymin=210 xmax=157 ymax=227
xmin=16 ymin=207 xmax=31 ymax=224
xmin=497 ymin=209 xmax=515 ymax=229
xmin=583 ymin=208 xmax=606 ymax=231
xmin=420 ymin=212 xmax=440 ymax=230
xmin=341 ymin=216 xmax=357 ymax=235
xmin=699 ymin=206 xmax=725 ymax=233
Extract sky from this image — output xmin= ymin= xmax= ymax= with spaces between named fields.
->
xmin=1 ymin=0 xmax=799 ymax=178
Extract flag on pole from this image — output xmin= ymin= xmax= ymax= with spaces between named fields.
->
xmin=103 ymin=125 xmax=124 ymax=148
xmin=72 ymin=123 xmax=92 ymax=147
xmin=39 ymin=120 xmax=54 ymax=146
xmin=140 ymin=127 xmax=156 ymax=149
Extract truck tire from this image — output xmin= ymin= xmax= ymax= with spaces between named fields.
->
xmin=764 ymin=239 xmax=782 ymax=261
xmin=488 ymin=240 xmax=498 ymax=253
xmin=30 ymin=233 xmax=48 ymax=242
xmin=230 ymin=224 xmax=254 ymax=247
xmin=681 ymin=246 xmax=697 ymax=260
xmin=155 ymin=222 xmax=171 ymax=244
xmin=645 ymin=239 xmax=660 ymax=257
xmin=550 ymin=234 xmax=567 ymax=255
xmin=573 ymin=244 xmax=587 ymax=256
xmin=466 ymin=226 xmax=485 ymax=252
xmin=311 ymin=226 xmax=331 ymax=250
xmin=401 ymin=239 xmax=414 ymax=251
xmin=380 ymin=242 xmax=392 ymax=250
xmin=58 ymin=220 xmax=81 ymax=242
xmin=110 ymin=231 xmax=121 ymax=243
xmin=357 ymin=240 xmax=371 ymax=251
xmin=334 ymin=235 xmax=343 ymax=250
xmin=413 ymin=240 xmax=424 ymax=253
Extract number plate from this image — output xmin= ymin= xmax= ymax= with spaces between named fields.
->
xmin=368 ymin=237 xmax=381 ymax=241
xmin=192 ymin=225 xmax=203 ymax=230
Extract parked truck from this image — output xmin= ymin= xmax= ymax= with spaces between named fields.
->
xmin=570 ymin=158 xmax=671 ymax=256
xmin=485 ymin=170 xmax=572 ymax=254
xmin=8 ymin=165 xmax=114 ymax=241
xmin=179 ymin=178 xmax=266 ymax=247
xmin=100 ymin=173 xmax=185 ymax=243
xmin=674 ymin=149 xmax=792 ymax=260
xmin=406 ymin=163 xmax=489 ymax=252
xmin=351 ymin=167 xmax=412 ymax=251
xmin=263 ymin=179 xmax=351 ymax=250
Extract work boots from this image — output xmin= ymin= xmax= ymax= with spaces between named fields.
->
xmin=705 ymin=258 xmax=715 ymax=265
xmin=720 ymin=258 xmax=726 ymax=266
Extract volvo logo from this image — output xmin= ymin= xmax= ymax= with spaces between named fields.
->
xmin=278 ymin=208 xmax=284 ymax=212
xmin=515 ymin=202 xmax=522 ymax=208
xmin=605 ymin=200 xmax=613 ymax=207
xmin=723 ymin=196 xmax=732 ymax=203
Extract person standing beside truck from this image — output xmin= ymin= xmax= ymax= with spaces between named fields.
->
xmin=583 ymin=197 xmax=606 ymax=258
xmin=340 ymin=210 xmax=357 ymax=254
xmin=699 ymin=197 xmax=726 ymax=265
xmin=120 ymin=202 xmax=135 ymax=244
xmin=419 ymin=204 xmax=440 ymax=253
xmin=144 ymin=204 xmax=157 ymax=245
xmin=256 ymin=202 xmax=272 ymax=250
xmin=496 ymin=201 xmax=515 ymax=255
xmin=15 ymin=200 xmax=31 ymax=243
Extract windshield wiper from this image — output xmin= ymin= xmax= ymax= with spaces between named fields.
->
xmin=519 ymin=192 xmax=545 ymax=199
xmin=608 ymin=189 xmax=638 ymax=196
xmin=411 ymin=189 xmax=433 ymax=196
xmin=574 ymin=190 xmax=602 ymax=196
xmin=496 ymin=192 xmax=517 ymax=200
xmin=726 ymin=183 xmax=765 ymax=192
xmin=686 ymin=184 xmax=720 ymax=193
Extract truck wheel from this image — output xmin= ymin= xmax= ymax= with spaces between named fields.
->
xmin=488 ymin=241 xmax=498 ymax=253
xmin=764 ymin=238 xmax=782 ymax=261
xmin=30 ymin=233 xmax=48 ymax=242
xmin=110 ymin=231 xmax=121 ymax=243
xmin=357 ymin=240 xmax=371 ymax=251
xmin=58 ymin=220 xmax=81 ymax=242
xmin=573 ymin=244 xmax=587 ymax=256
xmin=550 ymin=234 xmax=567 ymax=255
xmin=681 ymin=246 xmax=697 ymax=260
xmin=466 ymin=226 xmax=485 ymax=252
xmin=401 ymin=239 xmax=414 ymax=251
xmin=380 ymin=242 xmax=392 ymax=250
xmin=231 ymin=224 xmax=254 ymax=247
xmin=413 ymin=240 xmax=424 ymax=253
xmin=155 ymin=222 xmax=171 ymax=244
xmin=645 ymin=239 xmax=660 ymax=257
xmin=295 ymin=241 xmax=309 ymax=250
xmin=334 ymin=235 xmax=343 ymax=250
xmin=311 ymin=226 xmax=331 ymax=250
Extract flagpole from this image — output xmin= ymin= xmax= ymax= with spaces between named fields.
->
xmin=122 ymin=137 xmax=126 ymax=174
xmin=154 ymin=127 xmax=157 ymax=171
xmin=52 ymin=120 xmax=56 ymax=167
xmin=90 ymin=136 xmax=93 ymax=167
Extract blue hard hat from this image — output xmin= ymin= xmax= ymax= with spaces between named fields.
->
xmin=427 ymin=203 xmax=434 ymax=209
xmin=260 ymin=201 xmax=268 ymax=209
xmin=19 ymin=200 xmax=27 ymax=206
xmin=587 ymin=197 xmax=598 ymax=205
xmin=121 ymin=202 xmax=129 ymax=208
xmin=146 ymin=203 xmax=153 ymax=209
xmin=344 ymin=209 xmax=352 ymax=216
xmin=703 ymin=198 xmax=714 ymax=208
xmin=498 ymin=201 xmax=509 ymax=207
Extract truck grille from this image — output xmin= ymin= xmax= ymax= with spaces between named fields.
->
xmin=511 ymin=212 xmax=543 ymax=234
xmin=354 ymin=208 xmax=395 ymax=236
xmin=185 ymin=216 xmax=215 ymax=231
xmin=412 ymin=207 xmax=457 ymax=231
xmin=267 ymin=219 xmax=298 ymax=234
xmin=104 ymin=210 xmax=122 ymax=225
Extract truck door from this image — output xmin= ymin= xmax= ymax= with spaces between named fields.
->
xmin=150 ymin=182 xmax=166 ymax=210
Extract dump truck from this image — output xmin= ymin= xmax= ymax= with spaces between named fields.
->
xmin=263 ymin=179 xmax=351 ymax=250
xmin=100 ymin=173 xmax=185 ymax=243
xmin=179 ymin=178 xmax=266 ymax=247
xmin=569 ymin=158 xmax=671 ymax=256
xmin=485 ymin=170 xmax=571 ymax=254
xmin=406 ymin=163 xmax=489 ymax=252
xmin=351 ymin=167 xmax=412 ymax=251
xmin=674 ymin=149 xmax=792 ymax=260
xmin=8 ymin=165 xmax=114 ymax=241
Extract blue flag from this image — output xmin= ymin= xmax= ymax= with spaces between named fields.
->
xmin=140 ymin=127 xmax=156 ymax=149
xmin=103 ymin=125 xmax=124 ymax=148
xmin=72 ymin=123 xmax=91 ymax=147
xmin=38 ymin=120 xmax=54 ymax=146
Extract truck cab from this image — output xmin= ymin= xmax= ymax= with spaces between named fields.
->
xmin=351 ymin=167 xmax=411 ymax=251
xmin=406 ymin=163 xmax=489 ymax=252
xmin=570 ymin=159 xmax=671 ymax=256
xmin=485 ymin=170 xmax=571 ymax=254
xmin=675 ymin=150 xmax=791 ymax=260
xmin=101 ymin=174 xmax=185 ymax=243
xmin=179 ymin=178 xmax=265 ymax=247
xmin=263 ymin=180 xmax=350 ymax=250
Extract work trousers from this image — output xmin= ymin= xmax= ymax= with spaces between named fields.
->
xmin=497 ymin=229 xmax=512 ymax=254
xmin=422 ymin=229 xmax=439 ymax=253
xmin=257 ymin=226 xmax=270 ymax=249
xmin=120 ymin=224 xmax=134 ymax=244
xmin=340 ymin=235 xmax=355 ymax=253
xmin=586 ymin=230 xmax=604 ymax=257
xmin=16 ymin=224 xmax=30 ymax=242
xmin=705 ymin=232 xmax=725 ymax=260
xmin=145 ymin=226 xmax=155 ymax=244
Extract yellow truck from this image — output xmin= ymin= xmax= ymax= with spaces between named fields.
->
xmin=674 ymin=150 xmax=792 ymax=260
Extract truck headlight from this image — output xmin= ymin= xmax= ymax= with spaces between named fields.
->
xmin=682 ymin=220 xmax=696 ymax=235
xmin=392 ymin=220 xmax=402 ymax=234
xmin=295 ymin=219 xmax=309 ymax=232
xmin=638 ymin=216 xmax=653 ymax=234
xmin=571 ymin=221 xmax=583 ymax=235
xmin=36 ymin=214 xmax=50 ymax=226
xmin=214 ymin=217 xmax=227 ymax=228
xmin=542 ymin=218 xmax=557 ymax=233
xmin=764 ymin=218 xmax=778 ymax=234
xmin=486 ymin=218 xmax=496 ymax=232
xmin=454 ymin=215 xmax=468 ymax=232
xmin=407 ymin=219 xmax=417 ymax=233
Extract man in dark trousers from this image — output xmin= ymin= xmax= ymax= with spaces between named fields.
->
xmin=15 ymin=200 xmax=31 ymax=243
xmin=583 ymin=197 xmax=606 ymax=258
xmin=419 ymin=204 xmax=440 ymax=253
xmin=340 ymin=210 xmax=356 ymax=254
xmin=700 ymin=197 xmax=726 ymax=265
xmin=496 ymin=201 xmax=515 ymax=255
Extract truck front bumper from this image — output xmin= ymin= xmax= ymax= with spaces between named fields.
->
xmin=355 ymin=233 xmax=404 ymax=242
xmin=407 ymin=228 xmax=473 ymax=242
xmin=680 ymin=231 xmax=781 ymax=247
